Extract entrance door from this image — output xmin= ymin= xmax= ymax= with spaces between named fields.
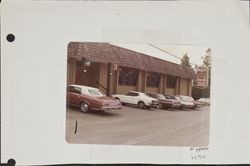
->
xmin=75 ymin=63 xmax=88 ymax=85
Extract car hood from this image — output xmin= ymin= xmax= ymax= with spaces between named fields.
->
xmin=146 ymin=96 xmax=158 ymax=101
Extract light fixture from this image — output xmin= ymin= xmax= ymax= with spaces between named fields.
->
xmin=84 ymin=61 xmax=91 ymax=66
xmin=81 ymin=58 xmax=91 ymax=67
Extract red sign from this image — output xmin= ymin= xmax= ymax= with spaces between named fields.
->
xmin=195 ymin=66 xmax=209 ymax=89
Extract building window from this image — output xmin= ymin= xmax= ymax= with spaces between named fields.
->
xmin=118 ymin=67 xmax=139 ymax=86
xmin=167 ymin=75 xmax=177 ymax=88
xmin=146 ymin=72 xmax=161 ymax=87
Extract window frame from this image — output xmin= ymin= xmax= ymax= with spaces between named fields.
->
xmin=118 ymin=67 xmax=139 ymax=86
xmin=167 ymin=75 xmax=177 ymax=89
xmin=146 ymin=72 xmax=161 ymax=88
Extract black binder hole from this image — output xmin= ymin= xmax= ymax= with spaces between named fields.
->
xmin=7 ymin=158 xmax=16 ymax=166
xmin=6 ymin=34 xmax=15 ymax=42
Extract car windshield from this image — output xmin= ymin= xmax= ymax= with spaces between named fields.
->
xmin=177 ymin=96 xmax=187 ymax=101
xmin=175 ymin=96 xmax=181 ymax=100
xmin=157 ymin=94 xmax=166 ymax=99
xmin=186 ymin=96 xmax=194 ymax=101
xmin=165 ymin=95 xmax=175 ymax=99
xmin=143 ymin=93 xmax=152 ymax=98
xmin=88 ymin=89 xmax=105 ymax=96
xmin=179 ymin=96 xmax=194 ymax=102
xmin=145 ymin=93 xmax=155 ymax=98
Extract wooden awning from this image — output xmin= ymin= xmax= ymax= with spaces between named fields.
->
xmin=68 ymin=42 xmax=196 ymax=79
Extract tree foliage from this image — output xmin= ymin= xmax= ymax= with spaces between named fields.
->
xmin=180 ymin=53 xmax=191 ymax=67
xmin=202 ymin=48 xmax=211 ymax=86
xmin=202 ymin=48 xmax=211 ymax=68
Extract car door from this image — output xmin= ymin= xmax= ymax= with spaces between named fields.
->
xmin=66 ymin=86 xmax=73 ymax=105
xmin=123 ymin=92 xmax=135 ymax=104
xmin=123 ymin=92 xmax=140 ymax=105
xmin=129 ymin=92 xmax=140 ymax=104
xmin=86 ymin=88 xmax=104 ymax=107
xmin=69 ymin=86 xmax=82 ymax=106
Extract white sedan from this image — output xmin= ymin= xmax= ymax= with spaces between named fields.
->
xmin=112 ymin=91 xmax=159 ymax=109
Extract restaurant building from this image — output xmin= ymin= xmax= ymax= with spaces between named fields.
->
xmin=67 ymin=42 xmax=196 ymax=96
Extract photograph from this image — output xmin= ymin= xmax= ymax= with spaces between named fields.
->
xmin=65 ymin=42 xmax=211 ymax=146
xmin=2 ymin=0 xmax=250 ymax=165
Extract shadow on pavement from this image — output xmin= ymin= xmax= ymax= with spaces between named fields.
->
xmin=161 ymin=108 xmax=185 ymax=112
xmin=163 ymin=108 xmax=201 ymax=112
xmin=66 ymin=105 xmax=121 ymax=117
xmin=87 ymin=110 xmax=121 ymax=117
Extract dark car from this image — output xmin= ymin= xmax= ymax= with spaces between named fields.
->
xmin=146 ymin=93 xmax=180 ymax=109
xmin=67 ymin=84 xmax=122 ymax=113
xmin=164 ymin=95 xmax=182 ymax=109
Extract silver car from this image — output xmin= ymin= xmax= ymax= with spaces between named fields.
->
xmin=175 ymin=95 xmax=195 ymax=109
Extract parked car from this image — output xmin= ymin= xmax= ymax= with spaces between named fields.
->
xmin=194 ymin=98 xmax=210 ymax=107
xmin=146 ymin=93 xmax=181 ymax=109
xmin=164 ymin=95 xmax=182 ymax=109
xmin=112 ymin=91 xmax=159 ymax=109
xmin=198 ymin=98 xmax=210 ymax=106
xmin=67 ymin=84 xmax=122 ymax=113
xmin=175 ymin=95 xmax=195 ymax=109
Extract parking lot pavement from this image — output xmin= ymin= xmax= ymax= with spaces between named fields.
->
xmin=66 ymin=105 xmax=209 ymax=146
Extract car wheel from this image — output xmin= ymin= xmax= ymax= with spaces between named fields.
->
xmin=157 ymin=103 xmax=162 ymax=109
xmin=80 ymin=102 xmax=89 ymax=113
xmin=138 ymin=101 xmax=145 ymax=109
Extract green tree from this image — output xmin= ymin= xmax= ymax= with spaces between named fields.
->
xmin=202 ymin=48 xmax=211 ymax=86
xmin=181 ymin=53 xmax=191 ymax=67
xmin=202 ymin=48 xmax=211 ymax=68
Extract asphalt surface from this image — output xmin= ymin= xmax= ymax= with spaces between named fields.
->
xmin=66 ymin=105 xmax=209 ymax=146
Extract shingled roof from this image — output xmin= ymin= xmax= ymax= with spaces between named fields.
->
xmin=68 ymin=42 xmax=196 ymax=79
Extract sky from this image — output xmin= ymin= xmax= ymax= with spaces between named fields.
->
xmin=112 ymin=43 xmax=209 ymax=67
xmin=111 ymin=1 xmax=246 ymax=67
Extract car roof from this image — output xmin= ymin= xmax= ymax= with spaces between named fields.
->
xmin=147 ymin=93 xmax=161 ymax=95
xmin=128 ymin=91 xmax=145 ymax=94
xmin=68 ymin=84 xmax=98 ymax=90
xmin=176 ymin=95 xmax=189 ymax=97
